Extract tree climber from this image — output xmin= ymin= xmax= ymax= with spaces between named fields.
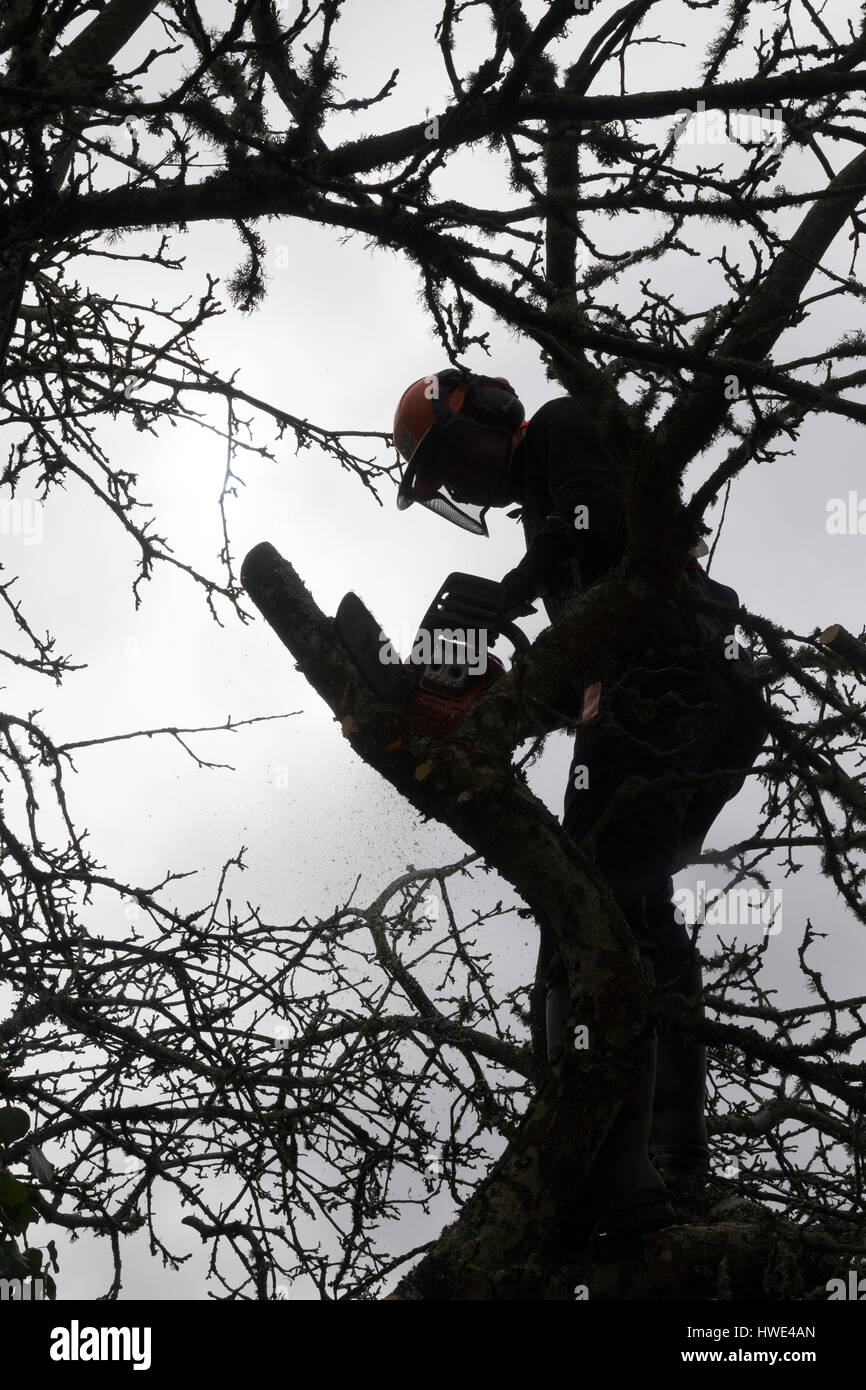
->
xmin=392 ymin=365 xmax=768 ymax=1236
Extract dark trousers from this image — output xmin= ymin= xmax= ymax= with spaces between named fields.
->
xmin=538 ymin=610 xmax=769 ymax=988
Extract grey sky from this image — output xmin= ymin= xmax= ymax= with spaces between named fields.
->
xmin=5 ymin=0 xmax=865 ymax=1298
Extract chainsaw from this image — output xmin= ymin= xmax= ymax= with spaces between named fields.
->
xmin=335 ymin=572 xmax=532 ymax=737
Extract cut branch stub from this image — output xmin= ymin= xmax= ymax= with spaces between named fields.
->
xmin=819 ymin=624 xmax=866 ymax=679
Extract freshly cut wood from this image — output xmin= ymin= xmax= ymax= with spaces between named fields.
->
xmin=819 ymin=624 xmax=866 ymax=677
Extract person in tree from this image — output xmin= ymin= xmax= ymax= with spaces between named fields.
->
xmin=393 ymin=365 xmax=769 ymax=1236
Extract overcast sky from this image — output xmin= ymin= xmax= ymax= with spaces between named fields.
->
xmin=5 ymin=0 xmax=866 ymax=1298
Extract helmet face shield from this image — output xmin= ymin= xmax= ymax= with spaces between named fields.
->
xmin=398 ymin=414 xmax=515 ymax=536
xmin=414 ymin=493 xmax=491 ymax=536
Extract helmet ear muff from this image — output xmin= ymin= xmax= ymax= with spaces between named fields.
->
xmin=419 ymin=368 xmax=524 ymax=432
xmin=463 ymin=375 xmax=525 ymax=432
xmin=432 ymin=366 xmax=470 ymax=396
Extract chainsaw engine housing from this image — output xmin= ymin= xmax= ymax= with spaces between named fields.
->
xmin=408 ymin=648 xmax=507 ymax=736
xmin=335 ymin=572 xmax=524 ymax=737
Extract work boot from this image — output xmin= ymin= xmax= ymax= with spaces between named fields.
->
xmin=649 ymin=945 xmax=710 ymax=1176
xmin=545 ymin=981 xmax=675 ymax=1237
xmin=591 ymin=1033 xmax=676 ymax=1236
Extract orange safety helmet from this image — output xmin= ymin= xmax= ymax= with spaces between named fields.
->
xmin=393 ymin=367 xmax=525 ymax=535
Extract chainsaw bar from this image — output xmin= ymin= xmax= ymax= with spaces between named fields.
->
xmin=335 ymin=591 xmax=416 ymax=712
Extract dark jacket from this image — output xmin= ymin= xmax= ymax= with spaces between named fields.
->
xmin=501 ymin=398 xmax=752 ymax=714
xmin=506 ymin=397 xmax=627 ymax=617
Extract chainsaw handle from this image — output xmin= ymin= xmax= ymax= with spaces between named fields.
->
xmin=414 ymin=572 xmax=534 ymax=660
xmin=498 ymin=619 xmax=531 ymax=655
